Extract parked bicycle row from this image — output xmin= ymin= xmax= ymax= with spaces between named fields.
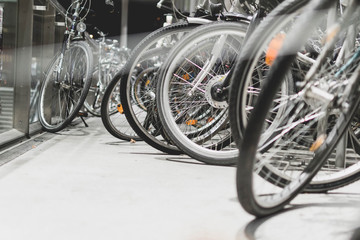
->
xmin=37 ymin=0 xmax=360 ymax=218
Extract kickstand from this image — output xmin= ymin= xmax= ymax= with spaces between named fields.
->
xmin=80 ymin=116 xmax=89 ymax=127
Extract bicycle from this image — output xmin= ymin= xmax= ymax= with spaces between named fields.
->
xmin=229 ymin=0 xmax=360 ymax=216
xmin=154 ymin=0 xmax=299 ymax=165
xmin=101 ymin=0 xmax=220 ymax=146
xmin=38 ymin=0 xmax=94 ymax=133
xmin=84 ymin=28 xmax=130 ymax=117
xmin=156 ymin=20 xmax=249 ymax=164
xmin=118 ymin=0 xmax=255 ymax=153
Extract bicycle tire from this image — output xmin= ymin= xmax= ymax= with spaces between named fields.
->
xmin=84 ymin=68 xmax=105 ymax=117
xmin=231 ymin=0 xmax=360 ymax=216
xmin=157 ymin=21 xmax=249 ymax=165
xmin=84 ymin=47 xmax=129 ymax=117
xmin=84 ymin=68 xmax=106 ymax=117
xmin=229 ymin=0 xmax=309 ymax=146
xmin=230 ymin=0 xmax=360 ymax=195
xmin=38 ymin=41 xmax=94 ymax=133
xmin=101 ymin=71 xmax=141 ymax=141
xmin=119 ymin=22 xmax=201 ymax=154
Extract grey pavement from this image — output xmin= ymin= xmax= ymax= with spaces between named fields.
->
xmin=0 ymin=117 xmax=359 ymax=240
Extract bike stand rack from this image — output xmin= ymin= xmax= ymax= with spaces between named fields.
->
xmin=79 ymin=116 xmax=89 ymax=128
xmin=78 ymin=112 xmax=89 ymax=128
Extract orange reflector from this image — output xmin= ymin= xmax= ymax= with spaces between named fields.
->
xmin=265 ymin=33 xmax=286 ymax=66
xmin=117 ymin=104 xmax=124 ymax=114
xmin=186 ymin=119 xmax=198 ymax=126
xmin=183 ymin=73 xmax=190 ymax=80
xmin=145 ymin=79 xmax=151 ymax=86
xmin=206 ymin=117 xmax=214 ymax=123
xmin=309 ymin=134 xmax=326 ymax=152
xmin=323 ymin=24 xmax=340 ymax=45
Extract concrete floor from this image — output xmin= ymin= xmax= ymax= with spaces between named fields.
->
xmin=0 ymin=117 xmax=360 ymax=240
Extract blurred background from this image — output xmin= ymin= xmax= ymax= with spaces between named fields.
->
xmin=0 ymin=0 xmax=202 ymax=146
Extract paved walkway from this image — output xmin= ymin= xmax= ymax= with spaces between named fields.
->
xmin=0 ymin=117 xmax=359 ymax=240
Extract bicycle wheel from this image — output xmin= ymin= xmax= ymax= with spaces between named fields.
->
xmin=38 ymin=41 xmax=93 ymax=133
xmin=119 ymin=22 xmax=200 ymax=154
xmin=231 ymin=0 xmax=360 ymax=191
xmin=232 ymin=0 xmax=360 ymax=216
xmin=84 ymin=47 xmax=129 ymax=117
xmin=229 ymin=0 xmax=308 ymax=145
xmin=101 ymin=71 xmax=141 ymax=141
xmin=157 ymin=21 xmax=249 ymax=165
xmin=84 ymin=68 xmax=107 ymax=117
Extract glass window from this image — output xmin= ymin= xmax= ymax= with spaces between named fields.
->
xmin=29 ymin=0 xmax=57 ymax=124
xmin=0 ymin=1 xmax=17 ymax=134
